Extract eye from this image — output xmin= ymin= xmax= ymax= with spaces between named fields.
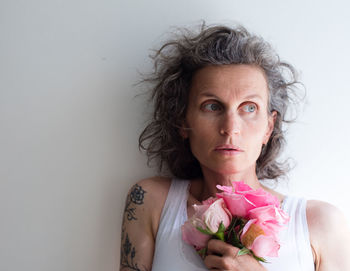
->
xmin=242 ymin=103 xmax=257 ymax=113
xmin=202 ymin=102 xmax=222 ymax=112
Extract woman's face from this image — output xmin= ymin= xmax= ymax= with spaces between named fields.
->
xmin=182 ymin=64 xmax=276 ymax=177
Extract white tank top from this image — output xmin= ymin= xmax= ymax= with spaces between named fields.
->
xmin=152 ymin=179 xmax=315 ymax=271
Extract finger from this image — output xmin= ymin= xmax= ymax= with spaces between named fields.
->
xmin=204 ymin=254 xmax=221 ymax=269
xmin=205 ymin=254 xmax=240 ymax=270
xmin=207 ymin=239 xmax=239 ymax=257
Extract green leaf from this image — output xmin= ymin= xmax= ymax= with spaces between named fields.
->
xmin=253 ymin=255 xmax=268 ymax=263
xmin=250 ymin=251 xmax=268 ymax=263
xmin=196 ymin=226 xmax=213 ymax=235
xmin=213 ymin=222 xmax=226 ymax=241
xmin=226 ymin=225 xmax=243 ymax=249
xmin=197 ymin=247 xmax=207 ymax=259
xmin=217 ymin=221 xmax=226 ymax=233
xmin=237 ymin=247 xmax=269 ymax=263
xmin=237 ymin=248 xmax=250 ymax=256
xmin=214 ymin=231 xmax=225 ymax=241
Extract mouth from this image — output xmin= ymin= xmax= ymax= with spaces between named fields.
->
xmin=214 ymin=144 xmax=243 ymax=154
xmin=215 ymin=144 xmax=242 ymax=151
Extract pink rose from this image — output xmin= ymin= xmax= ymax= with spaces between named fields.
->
xmin=251 ymin=235 xmax=280 ymax=257
xmin=233 ymin=182 xmax=280 ymax=209
xmin=240 ymin=219 xmax=280 ymax=257
xmin=201 ymin=198 xmax=232 ymax=233
xmin=239 ymin=205 xmax=289 ymax=257
xmin=216 ymin=190 xmax=253 ymax=217
xmin=182 ymin=203 xmax=211 ymax=249
xmin=248 ymin=205 xmax=289 ymax=238
xmin=182 ymin=181 xmax=289 ymax=261
xmin=202 ymin=196 xmax=217 ymax=205
xmin=181 ymin=198 xmax=232 ymax=248
xmin=181 ymin=218 xmax=211 ymax=249
xmin=216 ymin=181 xmax=280 ymax=218
xmin=249 ymin=205 xmax=289 ymax=225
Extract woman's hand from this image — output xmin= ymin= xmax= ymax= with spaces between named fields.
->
xmin=204 ymin=239 xmax=267 ymax=271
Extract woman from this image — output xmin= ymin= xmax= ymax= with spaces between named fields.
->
xmin=120 ymin=24 xmax=350 ymax=271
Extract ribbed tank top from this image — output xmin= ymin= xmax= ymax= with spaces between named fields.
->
xmin=152 ymin=179 xmax=315 ymax=271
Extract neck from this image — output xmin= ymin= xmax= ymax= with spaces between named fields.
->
xmin=196 ymin=165 xmax=263 ymax=201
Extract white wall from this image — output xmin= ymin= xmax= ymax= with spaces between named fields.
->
xmin=1 ymin=0 xmax=349 ymax=270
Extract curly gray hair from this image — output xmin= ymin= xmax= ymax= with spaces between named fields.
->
xmin=139 ymin=23 xmax=302 ymax=180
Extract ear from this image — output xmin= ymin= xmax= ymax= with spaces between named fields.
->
xmin=263 ymin=111 xmax=277 ymax=144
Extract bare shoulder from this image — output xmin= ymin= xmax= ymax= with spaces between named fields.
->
xmin=306 ymin=200 xmax=350 ymax=270
xmin=127 ymin=176 xmax=172 ymax=236
xmin=130 ymin=176 xmax=172 ymax=216
xmin=306 ymin=200 xmax=349 ymax=236
xmin=132 ymin=176 xmax=172 ymax=200
xmin=306 ymin=200 xmax=345 ymax=227
xmin=306 ymin=200 xmax=347 ymax=243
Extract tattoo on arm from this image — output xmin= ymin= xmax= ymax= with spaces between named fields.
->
xmin=124 ymin=184 xmax=146 ymax=221
xmin=120 ymin=184 xmax=148 ymax=271
xmin=120 ymin=233 xmax=149 ymax=271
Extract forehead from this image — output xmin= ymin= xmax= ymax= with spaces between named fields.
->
xmin=189 ymin=64 xmax=269 ymax=101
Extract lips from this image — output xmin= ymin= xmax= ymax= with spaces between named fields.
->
xmin=214 ymin=144 xmax=243 ymax=152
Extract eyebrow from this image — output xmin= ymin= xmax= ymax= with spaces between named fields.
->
xmin=197 ymin=92 xmax=220 ymax=99
xmin=243 ymin=94 xmax=264 ymax=101
xmin=198 ymin=92 xmax=264 ymax=101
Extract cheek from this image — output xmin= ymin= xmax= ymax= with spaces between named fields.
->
xmin=187 ymin=122 xmax=217 ymax=156
xmin=187 ymin=115 xmax=217 ymax=135
xmin=188 ymin=126 xmax=214 ymax=149
xmin=244 ymin=119 xmax=269 ymax=143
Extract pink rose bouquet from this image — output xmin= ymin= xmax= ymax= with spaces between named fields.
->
xmin=181 ymin=181 xmax=289 ymax=262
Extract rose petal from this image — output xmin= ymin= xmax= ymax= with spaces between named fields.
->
xmin=250 ymin=234 xmax=280 ymax=257
xmin=217 ymin=192 xmax=255 ymax=217
xmin=181 ymin=220 xmax=210 ymax=249
xmin=203 ymin=198 xmax=232 ymax=233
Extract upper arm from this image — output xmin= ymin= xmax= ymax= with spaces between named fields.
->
xmin=120 ymin=177 xmax=170 ymax=271
xmin=307 ymin=200 xmax=350 ymax=271
xmin=120 ymin=181 xmax=153 ymax=271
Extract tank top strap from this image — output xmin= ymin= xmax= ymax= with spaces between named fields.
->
xmin=282 ymin=196 xmax=314 ymax=270
xmin=153 ymin=179 xmax=209 ymax=271
xmin=282 ymin=196 xmax=310 ymax=243
xmin=155 ymin=179 xmax=190 ymax=241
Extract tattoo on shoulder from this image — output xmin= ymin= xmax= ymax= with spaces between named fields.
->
xmin=123 ymin=184 xmax=146 ymax=221
xmin=120 ymin=232 xmax=149 ymax=271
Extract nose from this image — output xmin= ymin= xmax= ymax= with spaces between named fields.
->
xmin=219 ymin=112 xmax=240 ymax=136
